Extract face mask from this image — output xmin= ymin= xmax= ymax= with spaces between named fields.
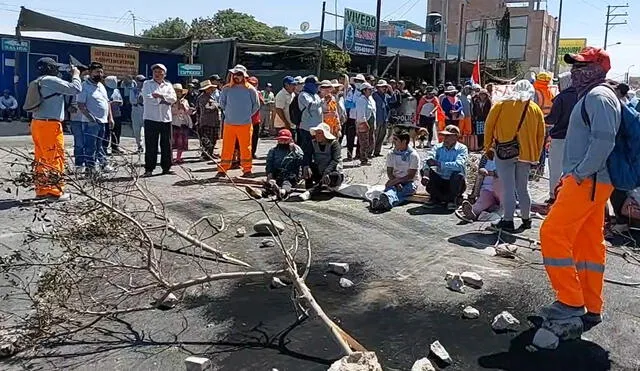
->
xmin=355 ymin=82 xmax=363 ymax=90
xmin=571 ymin=63 xmax=607 ymax=97
xmin=277 ymin=143 xmax=290 ymax=150
xmin=91 ymin=75 xmax=102 ymax=83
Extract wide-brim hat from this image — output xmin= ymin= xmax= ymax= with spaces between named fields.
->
xmin=330 ymin=79 xmax=342 ymax=87
xmin=229 ymin=64 xmax=249 ymax=77
xmin=319 ymin=79 xmax=334 ymax=88
xmin=135 ymin=74 xmax=147 ymax=82
xmin=199 ymin=80 xmax=217 ymax=90
xmin=376 ymin=79 xmax=389 ymax=87
xmin=444 ymin=86 xmax=458 ymax=93
xmin=172 ymin=83 xmax=187 ymax=94
xmin=151 ymin=63 xmax=167 ymax=73
xmin=439 ymin=124 xmax=461 ymax=136
xmin=354 ymin=74 xmax=366 ymax=82
xmin=310 ymin=123 xmax=336 ymax=140
xmin=360 ymin=82 xmax=374 ymax=91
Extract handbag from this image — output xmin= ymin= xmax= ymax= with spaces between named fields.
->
xmin=494 ymin=100 xmax=530 ymax=160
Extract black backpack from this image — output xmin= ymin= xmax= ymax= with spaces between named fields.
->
xmin=289 ymin=94 xmax=304 ymax=126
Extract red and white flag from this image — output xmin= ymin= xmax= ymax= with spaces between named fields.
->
xmin=471 ymin=57 xmax=481 ymax=86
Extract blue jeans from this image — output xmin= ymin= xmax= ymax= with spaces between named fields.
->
xmin=384 ymin=182 xmax=417 ymax=208
xmin=95 ymin=123 xmax=108 ymax=166
xmin=70 ymin=121 xmax=102 ymax=168
xmin=70 ymin=121 xmax=85 ymax=167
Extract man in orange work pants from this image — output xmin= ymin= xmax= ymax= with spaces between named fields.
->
xmin=538 ymin=46 xmax=620 ymax=343
xmin=216 ymin=64 xmax=259 ymax=177
xmin=26 ymin=57 xmax=83 ymax=201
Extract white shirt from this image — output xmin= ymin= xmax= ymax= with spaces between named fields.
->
xmin=274 ymin=88 xmax=294 ymax=128
xmin=142 ymin=79 xmax=177 ymax=122
xmin=386 ymin=149 xmax=421 ymax=180
xmin=481 ymin=160 xmax=497 ymax=191
xmin=355 ymin=94 xmax=376 ymax=123
xmin=348 ymin=88 xmax=362 ymax=119
xmin=0 ymin=95 xmax=18 ymax=110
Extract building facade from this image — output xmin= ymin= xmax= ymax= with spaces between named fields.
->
xmin=428 ymin=0 xmax=558 ymax=72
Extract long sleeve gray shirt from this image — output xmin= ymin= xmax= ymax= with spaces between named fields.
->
xmin=563 ymin=85 xmax=621 ymax=184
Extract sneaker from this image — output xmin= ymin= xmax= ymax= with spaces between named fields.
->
xmin=581 ymin=312 xmax=603 ymax=332
xmin=241 ymin=171 xmax=254 ymax=178
xmin=494 ymin=219 xmax=516 ymax=232
xmin=521 ymin=218 xmax=532 ymax=230
xmin=544 ymin=198 xmax=555 ymax=205
xmin=162 ymin=170 xmax=176 ymax=175
xmin=370 ymin=198 xmax=380 ymax=210
xmin=460 ymin=201 xmax=477 ymax=222
xmin=378 ymin=193 xmax=392 ymax=210
xmin=345 ymin=154 xmax=353 ymax=162
xmin=538 ymin=301 xmax=586 ymax=321
xmin=141 ymin=171 xmax=153 ymax=178
xmin=360 ymin=160 xmax=371 ymax=166
xmin=137 ymin=146 xmax=144 ymax=154
xmin=214 ymin=171 xmax=226 ymax=178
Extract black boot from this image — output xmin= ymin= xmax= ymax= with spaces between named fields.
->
xmin=495 ymin=219 xmax=516 ymax=232
xmin=521 ymin=219 xmax=532 ymax=230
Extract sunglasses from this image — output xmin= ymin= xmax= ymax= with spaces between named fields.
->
xmin=572 ymin=62 xmax=593 ymax=69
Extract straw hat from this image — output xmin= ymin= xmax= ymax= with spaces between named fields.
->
xmin=310 ymin=122 xmax=336 ymax=140
xmin=319 ymin=80 xmax=334 ymax=88
xmin=172 ymin=83 xmax=187 ymax=94
xmin=199 ymin=80 xmax=217 ymax=90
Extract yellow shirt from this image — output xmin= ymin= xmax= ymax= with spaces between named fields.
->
xmin=483 ymin=100 xmax=546 ymax=163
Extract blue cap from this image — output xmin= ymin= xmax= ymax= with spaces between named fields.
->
xmin=283 ymin=76 xmax=295 ymax=85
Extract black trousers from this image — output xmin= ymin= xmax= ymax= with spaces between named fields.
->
xmin=1 ymin=108 xmax=16 ymax=121
xmin=418 ymin=115 xmax=436 ymax=143
xmin=102 ymin=123 xmax=111 ymax=153
xmin=305 ymin=163 xmax=344 ymax=189
xmin=144 ymin=120 xmax=172 ymax=173
xmin=610 ymin=189 xmax=628 ymax=224
xmin=111 ymin=118 xmax=122 ymax=150
xmin=251 ymin=123 xmax=260 ymax=157
xmin=424 ymin=169 xmax=466 ymax=203
xmin=345 ymin=118 xmax=357 ymax=156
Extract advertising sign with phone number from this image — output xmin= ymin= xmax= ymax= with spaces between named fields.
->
xmin=90 ymin=46 xmax=139 ymax=77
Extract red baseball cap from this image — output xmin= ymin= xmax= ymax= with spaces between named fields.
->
xmin=564 ymin=47 xmax=611 ymax=73
xmin=275 ymin=129 xmax=293 ymax=141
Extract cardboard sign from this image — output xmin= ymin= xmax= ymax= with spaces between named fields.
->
xmin=90 ymin=46 xmax=139 ymax=77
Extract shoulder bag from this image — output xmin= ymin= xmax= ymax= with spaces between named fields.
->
xmin=494 ymin=100 xmax=530 ymax=160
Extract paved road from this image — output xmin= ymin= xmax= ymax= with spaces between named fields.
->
xmin=1 ymin=135 xmax=639 ymax=371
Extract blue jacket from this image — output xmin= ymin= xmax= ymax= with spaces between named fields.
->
xmin=547 ymin=87 xmax=578 ymax=139
xmin=372 ymin=91 xmax=389 ymax=125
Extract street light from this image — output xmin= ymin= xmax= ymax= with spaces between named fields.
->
xmin=607 ymin=42 xmax=622 ymax=48
xmin=626 ymin=65 xmax=636 ymax=83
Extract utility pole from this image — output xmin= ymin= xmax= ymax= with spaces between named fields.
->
xmin=439 ymin=0 xmax=450 ymax=84
xmin=456 ymin=1 xmax=466 ymax=83
xmin=129 ymin=10 xmax=137 ymax=36
xmin=334 ymin=0 xmax=339 ymax=45
xmin=318 ymin=1 xmax=326 ymax=76
xmin=373 ymin=0 xmax=382 ymax=76
xmin=552 ymin=0 xmax=563 ymax=77
xmin=604 ymin=4 xmax=628 ymax=50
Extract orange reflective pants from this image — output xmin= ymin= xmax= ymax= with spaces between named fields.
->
xmin=219 ymin=123 xmax=252 ymax=173
xmin=459 ymin=117 xmax=472 ymax=135
xmin=540 ymin=176 xmax=613 ymax=314
xmin=31 ymin=120 xmax=65 ymax=197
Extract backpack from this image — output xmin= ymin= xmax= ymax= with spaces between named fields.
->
xmin=581 ymin=84 xmax=640 ymax=192
xmin=23 ymin=76 xmax=60 ymax=113
xmin=289 ymin=94 xmax=304 ymax=126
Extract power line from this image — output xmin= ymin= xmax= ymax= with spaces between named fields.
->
xmin=382 ymin=0 xmax=414 ymax=20
xmin=396 ymin=0 xmax=421 ymax=20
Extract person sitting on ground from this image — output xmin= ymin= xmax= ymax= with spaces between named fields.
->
xmin=264 ymin=129 xmax=304 ymax=199
xmin=0 ymin=89 xmax=18 ymax=122
xmin=457 ymin=148 xmax=501 ymax=222
xmin=371 ymin=130 xmax=421 ymax=211
xmin=301 ymin=122 xmax=344 ymax=198
xmin=421 ymin=125 xmax=468 ymax=210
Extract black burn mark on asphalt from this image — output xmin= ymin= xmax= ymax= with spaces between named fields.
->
xmin=193 ymin=260 xmax=612 ymax=371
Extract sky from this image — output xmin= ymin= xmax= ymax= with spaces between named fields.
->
xmin=0 ymin=0 xmax=637 ymax=79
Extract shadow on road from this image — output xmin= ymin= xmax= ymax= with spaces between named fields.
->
xmin=406 ymin=205 xmax=454 ymax=216
xmin=448 ymin=232 xmax=517 ymax=250
xmin=477 ymin=328 xmax=612 ymax=371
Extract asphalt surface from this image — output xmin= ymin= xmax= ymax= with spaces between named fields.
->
xmin=1 ymin=134 xmax=639 ymax=371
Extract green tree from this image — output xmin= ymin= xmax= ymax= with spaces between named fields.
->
xmin=141 ymin=17 xmax=190 ymax=38
xmin=321 ymin=48 xmax=351 ymax=74
xmin=211 ymin=9 xmax=288 ymax=41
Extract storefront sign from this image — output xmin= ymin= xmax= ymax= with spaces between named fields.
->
xmin=343 ymin=8 xmax=377 ymax=55
xmin=1 ymin=38 xmax=30 ymax=53
xmin=178 ymin=63 xmax=204 ymax=77
xmin=90 ymin=46 xmax=139 ymax=77
xmin=557 ymin=38 xmax=587 ymax=71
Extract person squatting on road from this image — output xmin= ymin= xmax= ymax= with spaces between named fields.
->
xmin=217 ymin=64 xmax=259 ymax=177
xmin=355 ymin=82 xmax=376 ymax=166
xmin=26 ymin=57 xmax=82 ymax=201
xmin=421 ymin=125 xmax=468 ymax=211
xmin=0 ymin=89 xmax=18 ymax=122
xmin=539 ymin=47 xmax=620 ymax=340
xmin=142 ymin=63 xmax=177 ymax=177
xmin=545 ymin=71 xmax=578 ymax=204
xmin=196 ymin=80 xmax=222 ymax=160
xmin=300 ymin=122 xmax=344 ymax=200
xmin=484 ymin=79 xmax=545 ymax=232
xmin=370 ymin=129 xmax=421 ymax=212
xmin=264 ymin=129 xmax=304 ymax=200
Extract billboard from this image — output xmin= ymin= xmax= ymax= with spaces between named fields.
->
xmin=557 ymin=38 xmax=587 ymax=72
xmin=90 ymin=46 xmax=139 ymax=77
xmin=343 ymin=8 xmax=377 ymax=55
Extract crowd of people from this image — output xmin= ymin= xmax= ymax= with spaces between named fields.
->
xmin=23 ymin=45 xmax=637 ymax=346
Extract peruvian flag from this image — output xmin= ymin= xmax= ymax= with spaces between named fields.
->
xmin=471 ymin=57 xmax=481 ymax=86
